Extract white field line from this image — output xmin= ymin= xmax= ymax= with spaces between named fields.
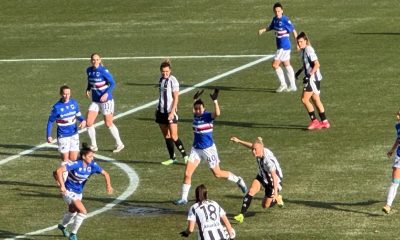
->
xmin=0 ymin=54 xmax=273 ymax=238
xmin=5 ymin=152 xmax=139 ymax=240
xmin=0 ymin=54 xmax=267 ymax=63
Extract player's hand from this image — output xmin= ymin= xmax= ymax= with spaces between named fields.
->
xmin=79 ymin=120 xmax=86 ymax=129
xmin=210 ymin=89 xmax=219 ymax=101
xmin=86 ymin=91 xmax=91 ymax=99
xmin=303 ymin=74 xmax=310 ymax=84
xmin=193 ymin=89 xmax=204 ymax=100
xmin=107 ymin=185 xmax=114 ymax=194
xmin=258 ymin=29 xmax=265 ymax=35
xmin=295 ymin=68 xmax=303 ymax=80
xmin=229 ymin=228 xmax=236 ymax=239
xmin=168 ymin=112 xmax=175 ymax=123
xmin=47 ymin=137 xmax=53 ymax=143
xmin=230 ymin=137 xmax=239 ymax=143
xmin=100 ymin=92 xmax=108 ymax=103
xmin=387 ymin=150 xmax=394 ymax=158
xmin=179 ymin=230 xmax=190 ymax=237
xmin=60 ymin=186 xmax=67 ymax=195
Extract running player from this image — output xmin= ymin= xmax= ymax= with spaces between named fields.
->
xmin=179 ymin=184 xmax=236 ymax=240
xmin=258 ymin=2 xmax=298 ymax=92
xmin=55 ymin=143 xmax=113 ymax=240
xmin=85 ymin=53 xmax=124 ymax=152
xmin=296 ymin=32 xmax=330 ymax=130
xmin=174 ymin=90 xmax=247 ymax=205
xmin=230 ymin=136 xmax=283 ymax=223
xmin=47 ymin=85 xmax=86 ymax=162
xmin=383 ymin=111 xmax=400 ymax=214
xmin=156 ymin=59 xmax=189 ymax=165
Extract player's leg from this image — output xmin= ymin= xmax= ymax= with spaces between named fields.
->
xmin=160 ymin=124 xmax=177 ymax=165
xmin=235 ymin=179 xmax=261 ymax=223
xmin=302 ymin=90 xmax=320 ymax=130
xmin=272 ymin=50 xmax=287 ymax=92
xmin=311 ymin=83 xmax=330 ymax=129
xmin=68 ymin=134 xmax=80 ymax=161
xmin=102 ymin=100 xmax=124 ymax=152
xmin=283 ymin=58 xmax=297 ymax=91
xmin=86 ymin=103 xmax=99 ymax=151
xmin=383 ymin=166 xmax=400 ymax=214
xmin=69 ymin=199 xmax=87 ymax=239
xmin=174 ymin=150 xmax=200 ymax=205
xmin=169 ymin=118 xmax=188 ymax=161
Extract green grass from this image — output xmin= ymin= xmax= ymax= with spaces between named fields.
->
xmin=1 ymin=0 xmax=400 ymax=239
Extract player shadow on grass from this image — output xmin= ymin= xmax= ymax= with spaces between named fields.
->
xmin=0 ymin=230 xmax=26 ymax=239
xmin=0 ymin=180 xmax=56 ymax=188
xmin=0 ymin=144 xmax=59 ymax=159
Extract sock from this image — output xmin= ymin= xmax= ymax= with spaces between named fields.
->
xmin=308 ymin=111 xmax=317 ymax=121
xmin=165 ymin=138 xmax=175 ymax=159
xmin=71 ymin=213 xmax=86 ymax=234
xmin=108 ymin=124 xmax=123 ymax=146
xmin=181 ymin=183 xmax=191 ymax=201
xmin=174 ymin=138 xmax=187 ymax=157
xmin=87 ymin=126 xmax=97 ymax=147
xmin=387 ymin=182 xmax=399 ymax=206
xmin=227 ymin=172 xmax=239 ymax=183
xmin=240 ymin=194 xmax=253 ymax=214
xmin=60 ymin=212 xmax=77 ymax=226
xmin=275 ymin=67 xmax=286 ymax=87
xmin=285 ymin=65 xmax=296 ymax=88
xmin=319 ymin=112 xmax=327 ymax=122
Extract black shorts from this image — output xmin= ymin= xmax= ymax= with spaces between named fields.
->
xmin=155 ymin=111 xmax=178 ymax=124
xmin=256 ymin=174 xmax=274 ymax=198
xmin=303 ymin=78 xmax=321 ymax=93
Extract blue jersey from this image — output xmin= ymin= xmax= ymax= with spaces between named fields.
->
xmin=47 ymin=99 xmax=85 ymax=139
xmin=268 ymin=15 xmax=295 ymax=50
xmin=396 ymin=123 xmax=400 ymax=157
xmin=65 ymin=159 xmax=103 ymax=194
xmin=86 ymin=64 xmax=115 ymax=103
xmin=192 ymin=111 xmax=214 ymax=149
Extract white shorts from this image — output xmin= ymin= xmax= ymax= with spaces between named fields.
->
xmin=88 ymin=99 xmax=114 ymax=115
xmin=188 ymin=144 xmax=220 ymax=169
xmin=58 ymin=134 xmax=79 ymax=153
xmin=393 ymin=155 xmax=400 ymax=168
xmin=274 ymin=49 xmax=291 ymax=62
xmin=63 ymin=190 xmax=82 ymax=205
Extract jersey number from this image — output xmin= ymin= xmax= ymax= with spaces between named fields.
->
xmin=200 ymin=205 xmax=217 ymax=221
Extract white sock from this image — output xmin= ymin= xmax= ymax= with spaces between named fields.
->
xmin=387 ymin=182 xmax=399 ymax=206
xmin=275 ymin=67 xmax=286 ymax=87
xmin=285 ymin=65 xmax=296 ymax=88
xmin=181 ymin=184 xmax=191 ymax=201
xmin=71 ymin=213 xmax=86 ymax=234
xmin=60 ymin=212 xmax=77 ymax=226
xmin=108 ymin=124 xmax=123 ymax=146
xmin=87 ymin=126 xmax=97 ymax=147
xmin=227 ymin=172 xmax=239 ymax=183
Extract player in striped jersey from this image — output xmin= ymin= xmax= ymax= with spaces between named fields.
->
xmin=296 ymin=32 xmax=330 ymax=130
xmin=55 ymin=144 xmax=113 ymax=240
xmin=180 ymin=184 xmax=236 ymax=240
xmin=383 ymin=111 xmax=400 ymax=214
xmin=156 ymin=59 xmax=189 ymax=165
xmin=258 ymin=2 xmax=298 ymax=92
xmin=47 ymin=85 xmax=86 ymax=162
xmin=230 ymin=136 xmax=283 ymax=223
xmin=85 ymin=53 xmax=124 ymax=153
xmin=174 ymin=90 xmax=247 ymax=205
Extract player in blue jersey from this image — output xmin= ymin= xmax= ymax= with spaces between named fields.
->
xmin=174 ymin=90 xmax=247 ymax=205
xmin=259 ymin=2 xmax=298 ymax=93
xmin=179 ymin=184 xmax=236 ymax=240
xmin=383 ymin=111 xmax=400 ymax=214
xmin=156 ymin=59 xmax=189 ymax=165
xmin=85 ymin=53 xmax=124 ymax=153
xmin=55 ymin=143 xmax=113 ymax=240
xmin=47 ymin=85 xmax=86 ymax=162
xmin=296 ymin=32 xmax=330 ymax=130
xmin=230 ymin=136 xmax=284 ymax=223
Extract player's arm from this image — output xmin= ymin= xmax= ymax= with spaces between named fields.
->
xmin=271 ymin=170 xmax=279 ymax=201
xmin=101 ymin=169 xmax=113 ymax=194
xmin=100 ymin=69 xmax=115 ymax=102
xmin=387 ymin=138 xmax=400 ymax=158
xmin=46 ymin=107 xmax=57 ymax=143
xmin=56 ymin=165 xmax=67 ymax=193
xmin=308 ymin=60 xmax=320 ymax=77
xmin=168 ymin=90 xmax=179 ymax=121
xmin=292 ymin=29 xmax=299 ymax=50
xmin=75 ymin=104 xmax=86 ymax=128
xmin=180 ymin=220 xmax=195 ymax=237
xmin=221 ymin=215 xmax=236 ymax=239
xmin=210 ymin=89 xmax=220 ymax=119
xmin=230 ymin=137 xmax=253 ymax=149
xmin=258 ymin=26 xmax=270 ymax=35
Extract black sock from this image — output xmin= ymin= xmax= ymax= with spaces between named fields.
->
xmin=174 ymin=138 xmax=187 ymax=157
xmin=308 ymin=111 xmax=316 ymax=121
xmin=240 ymin=194 xmax=253 ymax=215
xmin=319 ymin=112 xmax=327 ymax=121
xmin=165 ymin=138 xmax=175 ymax=159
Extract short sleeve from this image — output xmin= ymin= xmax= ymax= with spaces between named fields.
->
xmin=171 ymin=76 xmax=180 ymax=92
xmin=305 ymin=46 xmax=318 ymax=62
xmin=187 ymin=205 xmax=196 ymax=221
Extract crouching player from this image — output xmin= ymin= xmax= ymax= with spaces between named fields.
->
xmin=55 ymin=143 xmax=113 ymax=240
xmin=230 ymin=136 xmax=283 ymax=223
xmin=180 ymin=184 xmax=236 ymax=240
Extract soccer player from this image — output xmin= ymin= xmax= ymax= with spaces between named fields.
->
xmin=85 ymin=53 xmax=124 ymax=153
xmin=55 ymin=143 xmax=113 ymax=240
xmin=383 ymin=111 xmax=400 ymax=214
xmin=179 ymin=184 xmax=236 ymax=240
xmin=296 ymin=32 xmax=330 ymax=130
xmin=155 ymin=59 xmax=189 ymax=165
xmin=258 ymin=2 xmax=298 ymax=92
xmin=230 ymin=136 xmax=283 ymax=223
xmin=47 ymin=85 xmax=86 ymax=162
xmin=174 ymin=90 xmax=247 ymax=205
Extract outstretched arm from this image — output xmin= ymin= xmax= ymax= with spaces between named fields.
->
xmin=388 ymin=138 xmax=400 ymax=158
xmin=101 ymin=170 xmax=113 ymax=194
xmin=230 ymin=137 xmax=253 ymax=149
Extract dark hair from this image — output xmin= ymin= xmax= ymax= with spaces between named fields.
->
xmin=273 ymin=2 xmax=283 ymax=10
xmin=195 ymin=184 xmax=208 ymax=203
xmin=193 ymin=99 xmax=204 ymax=107
xmin=59 ymin=85 xmax=70 ymax=95
xmin=160 ymin=59 xmax=171 ymax=71
xmin=90 ymin=52 xmax=101 ymax=59
xmin=296 ymin=32 xmax=308 ymax=41
xmin=80 ymin=142 xmax=93 ymax=158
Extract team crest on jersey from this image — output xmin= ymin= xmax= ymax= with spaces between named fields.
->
xmin=60 ymin=108 xmax=64 ymax=112
xmin=70 ymin=104 xmax=75 ymax=109
xmin=87 ymin=167 xmax=91 ymax=172
xmin=96 ymin=72 xmax=100 ymax=77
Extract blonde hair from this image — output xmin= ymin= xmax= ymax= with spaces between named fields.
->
xmin=254 ymin=137 xmax=264 ymax=146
